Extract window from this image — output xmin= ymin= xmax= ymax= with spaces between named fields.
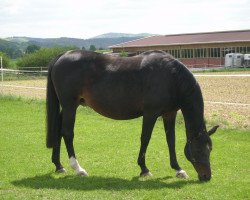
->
xmin=239 ymin=46 xmax=248 ymax=54
xmin=240 ymin=47 xmax=244 ymax=53
xmin=181 ymin=49 xmax=193 ymax=58
xmin=247 ymin=47 xmax=250 ymax=53
xmin=175 ymin=49 xmax=180 ymax=58
xmin=195 ymin=48 xmax=206 ymax=58
xmin=243 ymin=47 xmax=247 ymax=53
xmin=209 ymin=48 xmax=221 ymax=58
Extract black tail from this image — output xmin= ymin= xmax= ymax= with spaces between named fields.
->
xmin=46 ymin=55 xmax=62 ymax=148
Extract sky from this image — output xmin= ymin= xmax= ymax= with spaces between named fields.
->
xmin=0 ymin=0 xmax=250 ymax=39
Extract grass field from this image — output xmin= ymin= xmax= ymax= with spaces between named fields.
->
xmin=0 ymin=96 xmax=249 ymax=199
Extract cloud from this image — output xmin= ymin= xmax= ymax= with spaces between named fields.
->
xmin=0 ymin=0 xmax=249 ymax=38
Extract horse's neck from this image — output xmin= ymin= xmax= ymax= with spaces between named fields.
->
xmin=181 ymin=85 xmax=205 ymax=140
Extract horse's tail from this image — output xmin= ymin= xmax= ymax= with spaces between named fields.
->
xmin=46 ymin=55 xmax=62 ymax=148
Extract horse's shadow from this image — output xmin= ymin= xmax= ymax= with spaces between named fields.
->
xmin=11 ymin=173 xmax=201 ymax=191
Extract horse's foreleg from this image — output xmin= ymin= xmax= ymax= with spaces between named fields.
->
xmin=61 ymin=106 xmax=88 ymax=176
xmin=163 ymin=112 xmax=189 ymax=179
xmin=137 ymin=113 xmax=157 ymax=177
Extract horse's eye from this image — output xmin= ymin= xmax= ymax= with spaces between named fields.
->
xmin=207 ymin=144 xmax=212 ymax=151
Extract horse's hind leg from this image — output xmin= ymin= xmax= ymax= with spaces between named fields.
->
xmin=162 ymin=112 xmax=188 ymax=179
xmin=51 ymin=112 xmax=66 ymax=173
xmin=61 ymin=105 xmax=88 ymax=176
xmin=137 ymin=113 xmax=157 ymax=176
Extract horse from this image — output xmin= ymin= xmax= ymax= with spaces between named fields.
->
xmin=46 ymin=50 xmax=218 ymax=181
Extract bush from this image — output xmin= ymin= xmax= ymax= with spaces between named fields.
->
xmin=119 ymin=51 xmax=128 ymax=57
xmin=0 ymin=52 xmax=11 ymax=68
xmin=16 ymin=47 xmax=78 ymax=69
xmin=89 ymin=45 xmax=96 ymax=51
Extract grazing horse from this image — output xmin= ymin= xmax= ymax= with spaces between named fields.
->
xmin=46 ymin=50 xmax=218 ymax=181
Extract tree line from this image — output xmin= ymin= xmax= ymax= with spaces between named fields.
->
xmin=0 ymin=44 xmax=100 ymax=69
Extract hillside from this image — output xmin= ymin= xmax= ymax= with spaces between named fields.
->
xmin=0 ymin=33 xmax=154 ymax=58
xmin=92 ymin=32 xmax=155 ymax=38
xmin=30 ymin=37 xmax=143 ymax=49
xmin=0 ymin=39 xmax=23 ymax=58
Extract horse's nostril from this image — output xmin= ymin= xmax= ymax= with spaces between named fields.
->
xmin=199 ymin=174 xmax=211 ymax=181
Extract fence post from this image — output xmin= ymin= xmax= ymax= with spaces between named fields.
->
xmin=1 ymin=56 xmax=3 ymax=82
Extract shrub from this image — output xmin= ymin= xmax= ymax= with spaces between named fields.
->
xmin=16 ymin=46 xmax=78 ymax=69
xmin=119 ymin=50 xmax=128 ymax=57
xmin=0 ymin=52 xmax=11 ymax=68
xmin=89 ymin=45 xmax=96 ymax=51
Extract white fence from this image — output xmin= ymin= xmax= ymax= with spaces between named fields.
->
xmin=0 ymin=68 xmax=47 ymax=82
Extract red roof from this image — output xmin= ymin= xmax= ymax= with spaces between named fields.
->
xmin=110 ymin=30 xmax=250 ymax=48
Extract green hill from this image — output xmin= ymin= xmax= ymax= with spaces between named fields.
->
xmin=0 ymin=33 xmax=155 ymax=58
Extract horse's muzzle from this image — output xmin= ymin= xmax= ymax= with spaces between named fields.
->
xmin=193 ymin=162 xmax=211 ymax=181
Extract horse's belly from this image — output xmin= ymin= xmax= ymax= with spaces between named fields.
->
xmin=87 ymin=101 xmax=143 ymax=120
xmin=82 ymin=92 xmax=143 ymax=120
xmin=92 ymin=106 xmax=142 ymax=120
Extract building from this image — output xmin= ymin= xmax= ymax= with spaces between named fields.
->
xmin=110 ymin=30 xmax=250 ymax=67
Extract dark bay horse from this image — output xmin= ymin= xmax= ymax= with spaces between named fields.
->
xmin=46 ymin=50 xmax=218 ymax=181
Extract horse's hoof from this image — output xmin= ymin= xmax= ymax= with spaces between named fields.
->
xmin=77 ymin=170 xmax=88 ymax=177
xmin=140 ymin=171 xmax=153 ymax=177
xmin=56 ymin=168 xmax=67 ymax=173
xmin=176 ymin=170 xmax=189 ymax=179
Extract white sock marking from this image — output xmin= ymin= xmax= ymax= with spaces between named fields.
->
xmin=176 ymin=169 xmax=189 ymax=179
xmin=69 ymin=156 xmax=88 ymax=176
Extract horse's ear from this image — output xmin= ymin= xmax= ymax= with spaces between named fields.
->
xmin=208 ymin=125 xmax=219 ymax=136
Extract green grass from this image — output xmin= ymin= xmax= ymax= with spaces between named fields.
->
xmin=0 ymin=96 xmax=249 ymax=199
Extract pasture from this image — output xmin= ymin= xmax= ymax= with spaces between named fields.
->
xmin=0 ymin=96 xmax=249 ymax=199
xmin=0 ymin=70 xmax=250 ymax=199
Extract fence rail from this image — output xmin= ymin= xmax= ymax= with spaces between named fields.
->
xmin=17 ymin=66 xmax=48 ymax=71
xmin=0 ymin=67 xmax=249 ymax=107
xmin=0 ymin=68 xmax=47 ymax=82
xmin=1 ymin=67 xmax=250 ymax=81
xmin=0 ymin=68 xmax=48 ymax=73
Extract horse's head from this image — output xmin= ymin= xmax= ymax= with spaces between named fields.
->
xmin=184 ymin=125 xmax=219 ymax=181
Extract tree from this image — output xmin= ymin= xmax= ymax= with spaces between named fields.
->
xmin=82 ymin=46 xmax=86 ymax=50
xmin=120 ymin=50 xmax=128 ymax=57
xmin=89 ymin=45 xmax=96 ymax=51
xmin=17 ymin=46 xmax=78 ymax=69
xmin=25 ymin=44 xmax=41 ymax=54
xmin=0 ymin=52 xmax=11 ymax=68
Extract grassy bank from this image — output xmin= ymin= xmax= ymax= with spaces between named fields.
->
xmin=0 ymin=96 xmax=249 ymax=199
